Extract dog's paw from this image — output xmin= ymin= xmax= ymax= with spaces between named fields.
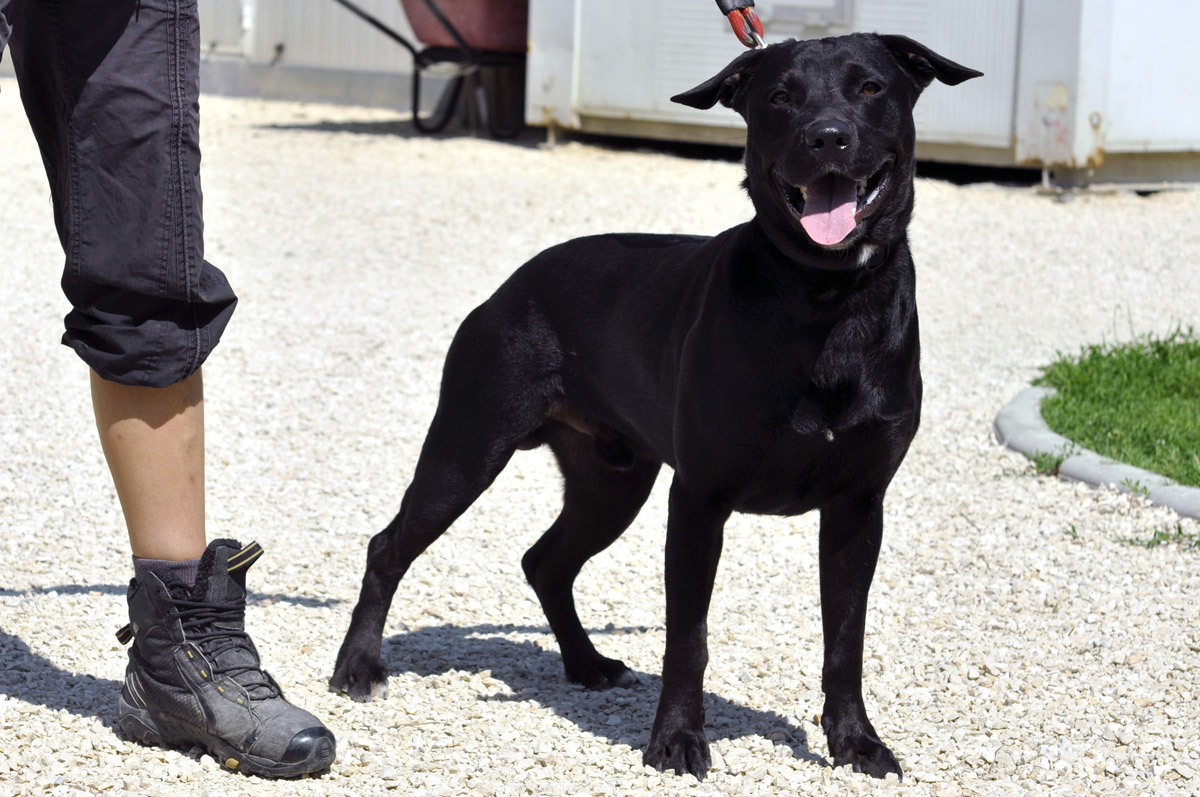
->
xmin=329 ymin=654 xmax=390 ymax=702
xmin=643 ymin=727 xmax=711 ymax=780
xmin=565 ymin=655 xmax=638 ymax=690
xmin=827 ymin=733 xmax=902 ymax=780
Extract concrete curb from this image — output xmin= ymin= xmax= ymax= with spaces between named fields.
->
xmin=994 ymin=386 xmax=1200 ymax=520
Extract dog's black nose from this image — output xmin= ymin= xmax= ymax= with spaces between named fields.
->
xmin=805 ymin=119 xmax=856 ymax=152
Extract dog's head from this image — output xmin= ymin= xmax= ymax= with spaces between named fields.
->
xmin=673 ymin=34 xmax=981 ymax=269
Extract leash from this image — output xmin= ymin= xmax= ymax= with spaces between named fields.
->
xmin=715 ymin=0 xmax=766 ymax=48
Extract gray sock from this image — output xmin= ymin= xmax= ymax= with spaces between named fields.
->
xmin=133 ymin=555 xmax=201 ymax=588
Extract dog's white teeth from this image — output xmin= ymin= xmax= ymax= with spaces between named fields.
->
xmin=799 ymin=186 xmax=808 ymax=201
xmin=856 ymin=180 xmax=866 ymax=197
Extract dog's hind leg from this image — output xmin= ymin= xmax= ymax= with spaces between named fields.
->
xmin=331 ymin=310 xmax=553 ymax=701
xmin=330 ymin=422 xmax=524 ymax=701
xmin=522 ymin=427 xmax=661 ymax=689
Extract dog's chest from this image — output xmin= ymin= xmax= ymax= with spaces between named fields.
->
xmin=786 ymin=375 xmax=890 ymax=437
xmin=736 ymin=407 xmax=915 ymax=515
xmin=732 ymin=349 xmax=919 ymax=515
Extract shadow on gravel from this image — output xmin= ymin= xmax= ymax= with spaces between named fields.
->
xmin=255 ymin=119 xmax=547 ymax=149
xmin=0 ymin=583 xmax=342 ymax=609
xmin=0 ymin=628 xmax=122 ymax=729
xmin=0 ymin=583 xmax=127 ymax=597
xmin=0 ymin=585 xmax=341 ymax=731
xmin=247 ymin=591 xmax=346 ymax=610
xmin=380 ymin=622 xmax=828 ymax=770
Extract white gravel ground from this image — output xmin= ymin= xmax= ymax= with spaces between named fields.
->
xmin=2 ymin=82 xmax=1199 ymax=796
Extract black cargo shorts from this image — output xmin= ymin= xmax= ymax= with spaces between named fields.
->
xmin=1 ymin=0 xmax=236 ymax=387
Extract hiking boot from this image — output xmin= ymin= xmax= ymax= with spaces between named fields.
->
xmin=116 ymin=539 xmax=336 ymax=777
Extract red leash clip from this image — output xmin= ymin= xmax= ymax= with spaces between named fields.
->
xmin=721 ymin=2 xmax=765 ymax=49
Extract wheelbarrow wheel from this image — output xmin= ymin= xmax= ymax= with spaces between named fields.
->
xmin=480 ymin=63 xmax=525 ymax=140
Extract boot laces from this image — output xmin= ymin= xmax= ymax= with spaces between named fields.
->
xmin=171 ymin=595 xmax=281 ymax=698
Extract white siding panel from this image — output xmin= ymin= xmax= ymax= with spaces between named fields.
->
xmin=571 ymin=0 xmax=1017 ymax=147
xmin=1104 ymin=0 xmax=1200 ymax=152
xmin=652 ymin=0 xmax=749 ymax=124
xmin=860 ymin=0 xmax=1017 ymax=147
xmin=253 ymin=0 xmax=417 ymax=73
xmin=199 ymin=0 xmax=246 ymax=53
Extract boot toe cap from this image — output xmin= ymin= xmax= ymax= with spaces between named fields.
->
xmin=280 ymin=725 xmax=337 ymax=769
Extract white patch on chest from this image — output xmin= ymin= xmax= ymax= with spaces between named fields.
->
xmin=858 ymin=243 xmax=879 ymax=268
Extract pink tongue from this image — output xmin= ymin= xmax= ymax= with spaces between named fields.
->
xmin=800 ymin=175 xmax=858 ymax=246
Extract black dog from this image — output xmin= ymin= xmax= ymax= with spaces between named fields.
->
xmin=332 ymin=33 xmax=981 ymax=780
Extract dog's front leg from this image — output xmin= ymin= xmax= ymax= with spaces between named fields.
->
xmin=643 ymin=478 xmax=731 ymax=780
xmin=817 ymin=493 xmax=903 ymax=779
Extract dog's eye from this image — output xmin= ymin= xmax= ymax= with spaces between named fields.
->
xmin=770 ymin=91 xmax=789 ymax=105
xmin=861 ymin=81 xmax=882 ymax=96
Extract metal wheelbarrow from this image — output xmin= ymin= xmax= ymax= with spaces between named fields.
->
xmin=330 ymin=0 xmax=528 ymax=139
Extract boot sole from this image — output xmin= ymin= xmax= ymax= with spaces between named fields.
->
xmin=118 ymin=694 xmax=335 ymax=778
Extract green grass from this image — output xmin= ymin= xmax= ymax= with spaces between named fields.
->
xmin=1121 ymin=523 xmax=1200 ymax=550
xmin=1030 ymin=448 xmax=1072 ymax=476
xmin=1033 ymin=328 xmax=1200 ymax=488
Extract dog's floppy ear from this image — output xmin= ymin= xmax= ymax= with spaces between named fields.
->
xmin=879 ymin=34 xmax=983 ymax=88
xmin=671 ymin=47 xmax=764 ymax=111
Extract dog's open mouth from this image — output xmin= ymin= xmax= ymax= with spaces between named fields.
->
xmin=781 ymin=164 xmax=891 ymax=247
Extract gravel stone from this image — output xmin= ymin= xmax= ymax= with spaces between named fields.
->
xmin=2 ymin=84 xmax=1199 ymax=795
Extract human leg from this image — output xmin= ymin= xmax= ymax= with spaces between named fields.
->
xmin=8 ymin=0 xmax=334 ymax=775
xmin=91 ymin=368 xmax=207 ymax=562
